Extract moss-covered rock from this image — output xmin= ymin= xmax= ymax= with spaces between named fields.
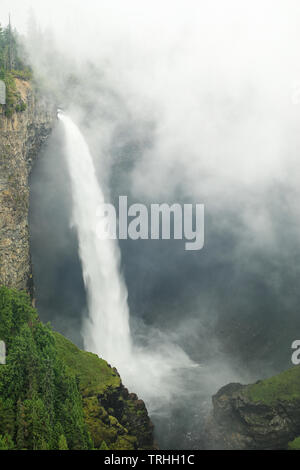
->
xmin=246 ymin=366 xmax=300 ymax=405
xmin=288 ymin=436 xmax=300 ymax=450
xmin=54 ymin=332 xmax=155 ymax=449
xmin=205 ymin=366 xmax=300 ymax=449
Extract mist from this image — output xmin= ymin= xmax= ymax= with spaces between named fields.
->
xmin=4 ymin=0 xmax=300 ymax=448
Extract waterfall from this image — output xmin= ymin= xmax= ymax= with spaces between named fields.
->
xmin=58 ymin=113 xmax=132 ymax=369
xmin=59 ymin=113 xmax=197 ymax=412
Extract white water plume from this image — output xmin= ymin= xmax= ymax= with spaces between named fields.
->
xmin=58 ymin=113 xmax=132 ymax=365
xmin=59 ymin=112 xmax=196 ymax=411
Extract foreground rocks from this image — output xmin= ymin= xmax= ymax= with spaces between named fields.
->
xmin=205 ymin=366 xmax=300 ymax=449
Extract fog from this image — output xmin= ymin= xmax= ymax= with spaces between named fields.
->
xmin=3 ymin=0 xmax=300 ymax=448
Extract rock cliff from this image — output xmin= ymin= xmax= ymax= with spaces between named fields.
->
xmin=205 ymin=366 xmax=300 ymax=449
xmin=0 ymin=82 xmax=156 ymax=450
xmin=0 ymin=79 xmax=56 ymax=293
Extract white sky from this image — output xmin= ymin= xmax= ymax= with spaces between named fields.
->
xmin=2 ymin=1 xmax=300 ymax=202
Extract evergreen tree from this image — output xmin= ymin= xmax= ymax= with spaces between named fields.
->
xmin=0 ymin=287 xmax=93 ymax=450
xmin=58 ymin=434 xmax=69 ymax=450
xmin=0 ymin=433 xmax=14 ymax=450
xmin=100 ymin=441 xmax=109 ymax=450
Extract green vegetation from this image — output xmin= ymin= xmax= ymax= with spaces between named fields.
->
xmin=54 ymin=332 xmax=120 ymax=396
xmin=246 ymin=366 xmax=300 ymax=405
xmin=0 ymin=286 xmax=153 ymax=450
xmin=288 ymin=437 xmax=300 ymax=450
xmin=53 ymin=332 xmax=151 ymax=450
xmin=0 ymin=286 xmax=93 ymax=450
xmin=58 ymin=434 xmax=69 ymax=450
xmin=0 ymin=22 xmax=30 ymax=117
xmin=100 ymin=440 xmax=109 ymax=450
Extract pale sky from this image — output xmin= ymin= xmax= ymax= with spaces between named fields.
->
xmin=3 ymin=1 xmax=300 ymax=200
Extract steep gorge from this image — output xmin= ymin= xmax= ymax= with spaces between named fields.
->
xmin=0 ymin=80 xmax=155 ymax=450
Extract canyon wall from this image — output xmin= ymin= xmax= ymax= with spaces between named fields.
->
xmin=0 ymin=79 xmax=56 ymax=293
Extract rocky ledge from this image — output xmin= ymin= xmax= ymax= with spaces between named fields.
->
xmin=205 ymin=366 xmax=300 ymax=450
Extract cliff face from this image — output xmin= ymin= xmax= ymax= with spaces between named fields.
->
xmin=0 ymin=79 xmax=56 ymax=293
xmin=0 ymin=84 xmax=156 ymax=450
xmin=205 ymin=366 xmax=300 ymax=450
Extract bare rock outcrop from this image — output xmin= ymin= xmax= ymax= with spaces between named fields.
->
xmin=0 ymin=80 xmax=56 ymax=292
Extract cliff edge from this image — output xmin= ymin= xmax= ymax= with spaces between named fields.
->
xmin=205 ymin=366 xmax=300 ymax=449
xmin=0 ymin=79 xmax=56 ymax=293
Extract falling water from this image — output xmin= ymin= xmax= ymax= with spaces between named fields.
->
xmin=59 ymin=112 xmax=198 ymax=412
xmin=58 ymin=113 xmax=132 ymax=368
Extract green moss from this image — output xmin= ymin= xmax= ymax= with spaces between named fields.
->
xmin=288 ymin=437 xmax=300 ymax=450
xmin=246 ymin=366 xmax=300 ymax=405
xmin=53 ymin=332 xmax=120 ymax=396
xmin=81 ymin=395 xmax=138 ymax=449
xmin=53 ymin=333 xmax=142 ymax=450
xmin=111 ymin=435 xmax=137 ymax=451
